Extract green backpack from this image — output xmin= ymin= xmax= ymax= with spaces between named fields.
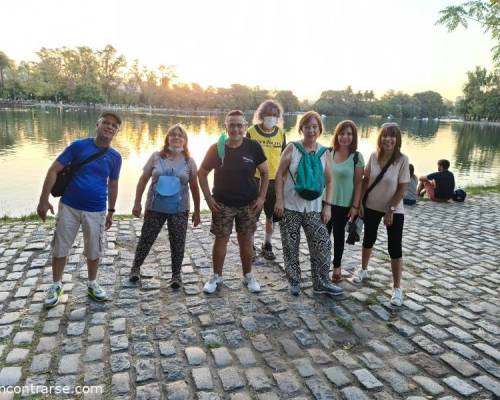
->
xmin=289 ymin=141 xmax=328 ymax=200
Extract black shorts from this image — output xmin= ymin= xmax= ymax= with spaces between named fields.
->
xmin=256 ymin=179 xmax=279 ymax=221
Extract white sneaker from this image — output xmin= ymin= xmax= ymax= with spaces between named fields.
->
xmin=243 ymin=272 xmax=261 ymax=293
xmin=351 ymin=268 xmax=369 ymax=284
xmin=203 ymin=274 xmax=223 ymax=294
xmin=391 ymin=288 xmax=403 ymax=306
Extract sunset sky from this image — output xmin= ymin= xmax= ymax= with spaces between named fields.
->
xmin=2 ymin=0 xmax=494 ymax=101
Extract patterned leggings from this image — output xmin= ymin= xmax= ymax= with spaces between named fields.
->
xmin=279 ymin=209 xmax=331 ymax=287
xmin=132 ymin=210 xmax=188 ymax=277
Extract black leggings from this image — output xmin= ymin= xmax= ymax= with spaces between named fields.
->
xmin=362 ymin=207 xmax=404 ymax=259
xmin=326 ymin=205 xmax=350 ymax=268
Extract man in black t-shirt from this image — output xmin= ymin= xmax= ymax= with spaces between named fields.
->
xmin=198 ymin=110 xmax=269 ymax=294
xmin=418 ymin=159 xmax=455 ymax=202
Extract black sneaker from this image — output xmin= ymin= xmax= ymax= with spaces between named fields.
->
xmin=261 ymin=242 xmax=276 ymax=260
xmin=170 ymin=275 xmax=182 ymax=289
xmin=129 ymin=267 xmax=140 ymax=283
xmin=313 ymin=281 xmax=343 ymax=296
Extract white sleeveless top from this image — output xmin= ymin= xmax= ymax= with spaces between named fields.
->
xmin=283 ymin=143 xmax=328 ymax=213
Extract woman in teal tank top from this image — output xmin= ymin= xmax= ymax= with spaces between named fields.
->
xmin=326 ymin=121 xmax=364 ymax=283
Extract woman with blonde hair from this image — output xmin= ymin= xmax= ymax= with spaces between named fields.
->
xmin=352 ymin=123 xmax=410 ymax=306
xmin=129 ymin=124 xmax=200 ymax=288
xmin=275 ymin=111 xmax=342 ymax=297
xmin=327 ymin=120 xmax=364 ymax=283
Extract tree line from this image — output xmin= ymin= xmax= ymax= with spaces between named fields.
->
xmin=0 ymin=44 xmax=497 ymax=120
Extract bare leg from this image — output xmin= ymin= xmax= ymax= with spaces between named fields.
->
xmin=237 ymin=233 xmax=253 ymax=275
xmin=52 ymin=256 xmax=67 ymax=282
xmin=87 ymin=258 xmax=99 ymax=281
xmin=212 ymin=236 xmax=229 ymax=275
xmin=361 ymin=247 xmax=372 ymax=270
xmin=264 ymin=218 xmax=273 ymax=243
xmin=391 ymin=258 xmax=402 ymax=288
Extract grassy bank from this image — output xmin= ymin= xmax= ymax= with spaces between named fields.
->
xmin=463 ymin=183 xmax=500 ymax=196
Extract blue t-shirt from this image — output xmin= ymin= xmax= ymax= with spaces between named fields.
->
xmin=57 ymin=138 xmax=122 ymax=212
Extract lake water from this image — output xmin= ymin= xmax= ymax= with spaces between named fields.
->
xmin=1 ymin=107 xmax=499 ymax=216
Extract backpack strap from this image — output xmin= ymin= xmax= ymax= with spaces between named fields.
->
xmin=71 ymin=147 xmax=109 ymax=172
xmin=353 ymin=151 xmax=359 ymax=166
xmin=362 ymin=154 xmax=396 ymax=207
xmin=317 ymin=146 xmax=327 ymax=158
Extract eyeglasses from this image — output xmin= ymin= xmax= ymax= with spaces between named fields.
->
xmin=169 ymin=132 xmax=185 ymax=138
xmin=227 ymin=123 xmax=246 ymax=130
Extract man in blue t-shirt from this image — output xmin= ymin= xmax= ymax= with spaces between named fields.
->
xmin=37 ymin=112 xmax=122 ymax=307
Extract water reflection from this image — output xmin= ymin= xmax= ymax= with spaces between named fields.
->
xmin=0 ymin=108 xmax=499 ymax=216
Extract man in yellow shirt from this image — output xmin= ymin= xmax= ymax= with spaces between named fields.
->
xmin=247 ymin=100 xmax=286 ymax=260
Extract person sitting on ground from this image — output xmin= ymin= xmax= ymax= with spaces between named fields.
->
xmin=403 ymin=164 xmax=418 ymax=205
xmin=129 ymin=124 xmax=201 ymax=288
xmin=274 ymin=111 xmax=342 ymax=297
xmin=247 ymin=99 xmax=287 ymax=260
xmin=417 ymin=159 xmax=455 ymax=202
xmin=37 ymin=111 xmax=122 ymax=308
xmin=198 ymin=110 xmax=269 ymax=294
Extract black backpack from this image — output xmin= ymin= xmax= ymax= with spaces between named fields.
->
xmin=452 ymin=189 xmax=466 ymax=202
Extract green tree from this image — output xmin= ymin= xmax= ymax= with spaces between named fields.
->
xmin=97 ymin=45 xmax=126 ymax=103
xmin=412 ymin=91 xmax=444 ymax=118
xmin=437 ymin=1 xmax=500 ymax=66
xmin=0 ymin=51 xmax=12 ymax=97
xmin=273 ymin=90 xmax=299 ymax=113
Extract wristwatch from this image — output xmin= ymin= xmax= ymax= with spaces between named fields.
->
xmin=389 ymin=206 xmax=396 ymax=212
xmin=107 ymin=208 xmax=116 ymax=213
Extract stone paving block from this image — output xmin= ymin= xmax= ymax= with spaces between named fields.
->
xmin=341 ymin=386 xmax=370 ymax=400
xmin=443 ymin=375 xmax=479 ymax=397
xmin=112 ymin=372 xmax=130 ymax=394
xmin=305 ymin=376 xmax=335 ymax=399
xmin=273 ymin=371 xmax=301 ymax=394
xmin=473 ymin=342 xmax=500 ymax=362
xmin=36 ymin=336 xmax=57 ymax=353
xmin=235 ymin=347 xmax=257 ymax=366
xmin=332 ymin=349 xmax=360 ymax=369
xmin=0 ymin=367 xmax=22 ymax=385
xmin=58 ymin=353 xmax=80 ymax=374
xmin=352 ymin=368 xmax=384 ymax=390
xmin=13 ymin=330 xmax=34 ymax=345
xmin=292 ymin=357 xmax=316 ymax=378
xmin=411 ymin=335 xmax=444 ymax=355
xmin=135 ymin=359 xmax=156 ymax=382
xmin=6 ymin=348 xmax=29 ymax=363
xmin=185 ymin=347 xmax=207 ymax=365
xmin=472 ymin=375 xmax=500 ymax=397
xmin=166 ymin=380 xmax=190 ymax=400
xmin=439 ymin=352 xmax=479 ymax=377
xmin=323 ymin=366 xmax=351 ymax=387
xmin=218 ymin=367 xmax=245 ymax=391
xmin=412 ymin=375 xmax=444 ymax=395
xmin=245 ymin=367 xmax=272 ymax=391
xmin=211 ymin=347 xmax=233 ymax=367
xmin=192 ymin=367 xmax=213 ymax=390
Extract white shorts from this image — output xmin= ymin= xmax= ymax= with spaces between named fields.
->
xmin=52 ymin=202 xmax=106 ymax=260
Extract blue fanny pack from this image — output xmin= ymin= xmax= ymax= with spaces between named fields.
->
xmin=151 ymin=158 xmax=186 ymax=214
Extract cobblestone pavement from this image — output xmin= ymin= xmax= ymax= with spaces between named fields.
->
xmin=0 ymin=193 xmax=499 ymax=400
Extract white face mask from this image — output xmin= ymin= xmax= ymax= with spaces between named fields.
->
xmin=168 ymin=146 xmax=183 ymax=154
xmin=263 ymin=116 xmax=278 ymax=130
